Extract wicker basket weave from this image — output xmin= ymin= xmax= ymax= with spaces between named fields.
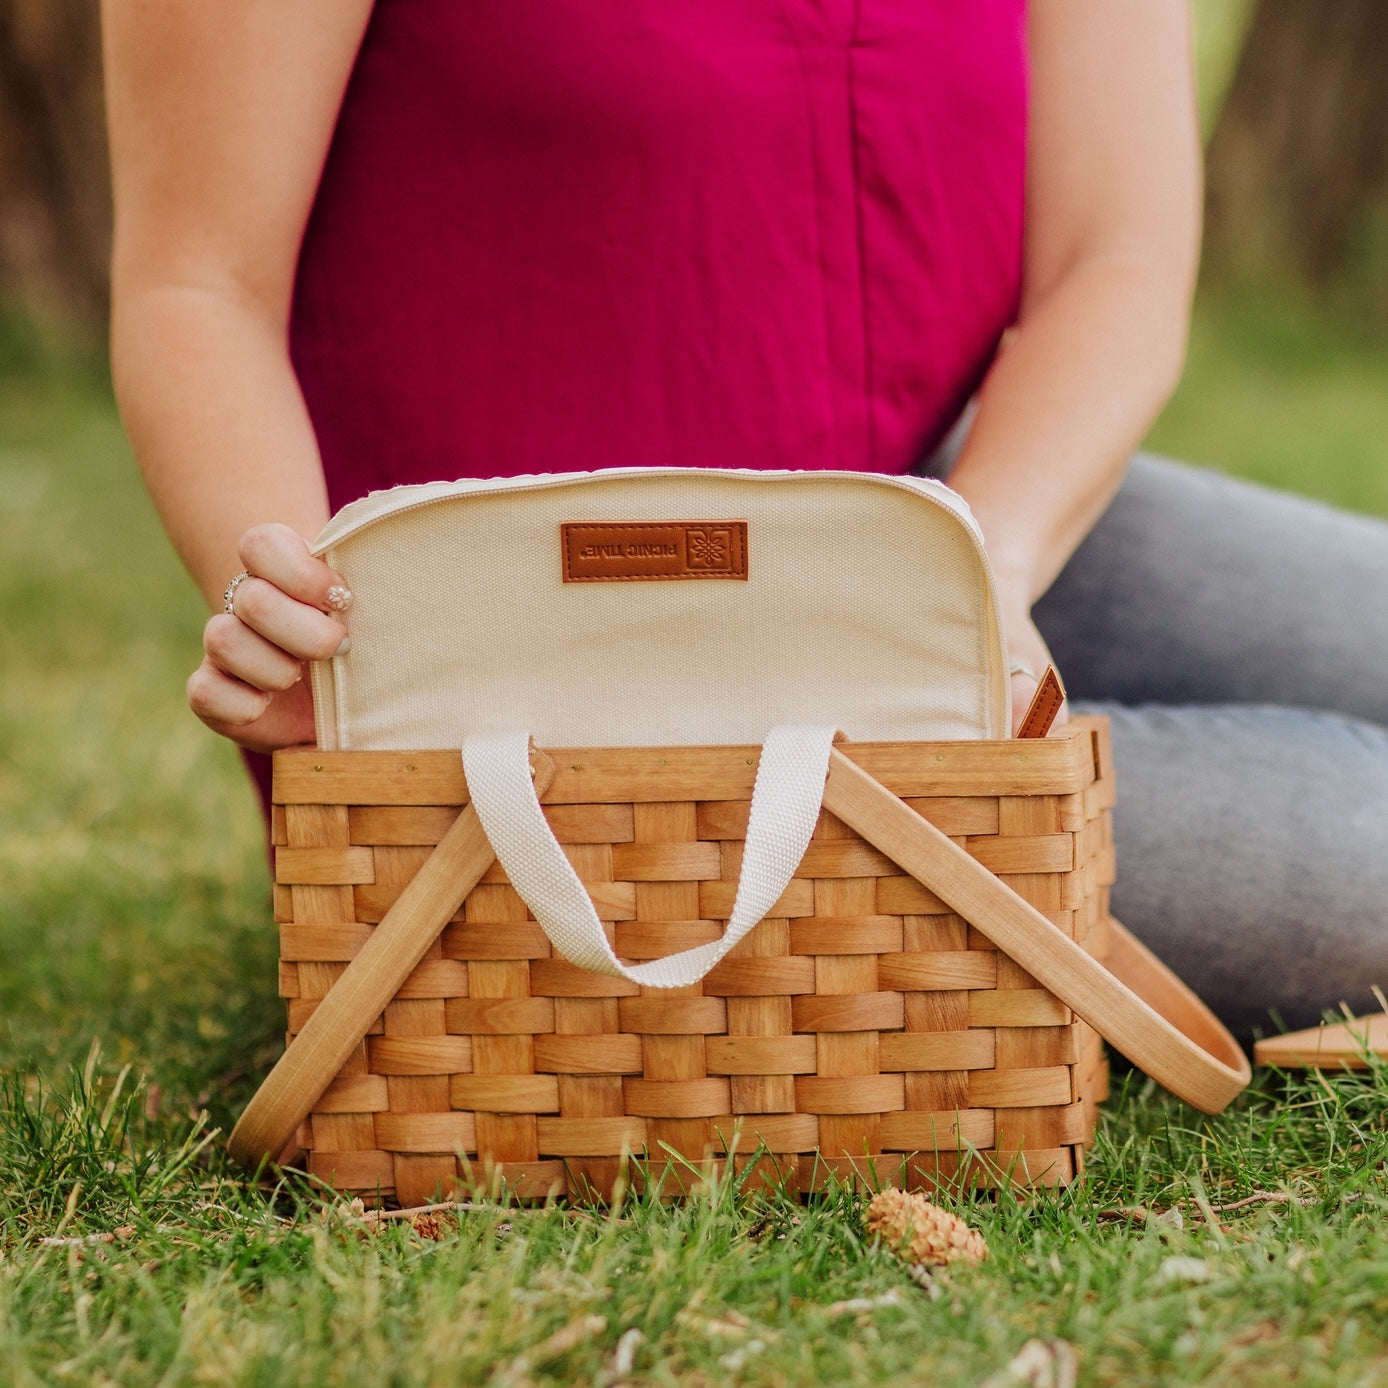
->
xmin=268 ymin=718 xmax=1117 ymax=1205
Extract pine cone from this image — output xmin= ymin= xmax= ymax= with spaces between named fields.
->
xmin=866 ymin=1188 xmax=987 ymax=1268
xmin=409 ymin=1213 xmax=445 ymax=1241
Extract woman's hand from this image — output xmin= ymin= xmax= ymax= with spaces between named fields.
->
xmin=188 ymin=524 xmax=351 ymax=753
xmin=1004 ymin=607 xmax=1067 ymax=736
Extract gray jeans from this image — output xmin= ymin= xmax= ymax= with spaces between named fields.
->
xmin=1023 ymin=454 xmax=1388 ymax=1037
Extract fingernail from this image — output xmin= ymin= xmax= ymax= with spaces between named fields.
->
xmin=325 ymin=585 xmax=353 ymax=613
xmin=334 ymin=636 xmax=351 ymax=657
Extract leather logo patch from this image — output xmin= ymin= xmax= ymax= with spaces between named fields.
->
xmin=562 ymin=521 xmax=748 ymax=582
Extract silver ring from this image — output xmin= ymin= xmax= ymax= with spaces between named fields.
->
xmin=223 ymin=570 xmax=252 ymax=615
xmin=1008 ymin=661 xmax=1038 ymax=681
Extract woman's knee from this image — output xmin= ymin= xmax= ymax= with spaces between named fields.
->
xmin=1088 ymin=702 xmax=1388 ymax=1037
xmin=1039 ymin=455 xmax=1388 ymax=725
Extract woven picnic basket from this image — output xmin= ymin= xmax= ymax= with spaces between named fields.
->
xmin=228 ymin=470 xmax=1249 ymax=1203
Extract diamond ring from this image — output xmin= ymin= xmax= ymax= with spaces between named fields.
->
xmin=223 ymin=570 xmax=253 ymax=615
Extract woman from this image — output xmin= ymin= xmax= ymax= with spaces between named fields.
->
xmin=103 ymin=1 xmax=1388 ymax=1035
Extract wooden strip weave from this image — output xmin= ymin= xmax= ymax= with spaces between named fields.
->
xmin=273 ymin=720 xmax=1116 ymax=1205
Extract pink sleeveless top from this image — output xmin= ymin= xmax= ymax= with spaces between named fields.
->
xmin=291 ymin=1 xmax=1028 ymax=511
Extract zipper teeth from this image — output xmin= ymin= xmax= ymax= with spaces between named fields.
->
xmin=315 ymin=468 xmax=986 ymax=550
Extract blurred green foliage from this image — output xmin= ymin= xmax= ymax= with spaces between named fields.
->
xmin=1193 ymin=0 xmax=1256 ymax=136
xmin=1149 ymin=285 xmax=1388 ymax=517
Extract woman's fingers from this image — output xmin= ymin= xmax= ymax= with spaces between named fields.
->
xmin=1004 ymin=613 xmax=1068 ymax=735
xmin=203 ymin=612 xmax=307 ymax=691
xmin=226 ymin=523 xmax=350 ymax=662
xmin=190 ymin=523 xmax=352 ymax=751
xmin=227 ymin=575 xmax=348 ymax=662
xmin=187 ymin=657 xmax=317 ymax=752
xmin=238 ymin=522 xmax=351 ymax=613
xmin=1010 ymin=669 xmax=1038 ymax=737
xmin=187 ymin=655 xmax=273 ymax=728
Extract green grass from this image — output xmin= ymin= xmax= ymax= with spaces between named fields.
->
xmin=1148 ymin=285 xmax=1388 ymax=517
xmin=0 ymin=370 xmax=279 ymax=1120
xmin=2 ymin=291 xmax=1388 ymax=1384
xmin=3 ymin=1061 xmax=1388 ymax=1384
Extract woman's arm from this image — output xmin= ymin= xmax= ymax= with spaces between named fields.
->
xmin=945 ymin=0 xmax=1201 ymax=725
xmin=103 ymin=0 xmax=374 ymax=749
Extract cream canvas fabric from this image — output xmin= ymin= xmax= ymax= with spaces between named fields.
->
xmin=309 ymin=468 xmax=1009 ymax=750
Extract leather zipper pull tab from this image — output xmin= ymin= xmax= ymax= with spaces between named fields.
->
xmin=1017 ymin=665 xmax=1066 ymax=739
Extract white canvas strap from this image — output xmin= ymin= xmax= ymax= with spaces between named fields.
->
xmin=462 ymin=725 xmax=837 ymax=988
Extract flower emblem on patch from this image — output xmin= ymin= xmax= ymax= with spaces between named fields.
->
xmin=687 ymin=527 xmax=732 ymax=570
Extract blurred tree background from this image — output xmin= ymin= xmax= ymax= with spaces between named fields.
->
xmin=1203 ymin=0 xmax=1388 ymax=322
xmin=0 ymin=0 xmax=1385 ymax=490
xmin=0 ymin=0 xmax=108 ymax=356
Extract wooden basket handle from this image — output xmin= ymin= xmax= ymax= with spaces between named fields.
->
xmin=226 ymin=751 xmax=555 ymax=1170
xmin=823 ymin=747 xmax=1251 ymax=1114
